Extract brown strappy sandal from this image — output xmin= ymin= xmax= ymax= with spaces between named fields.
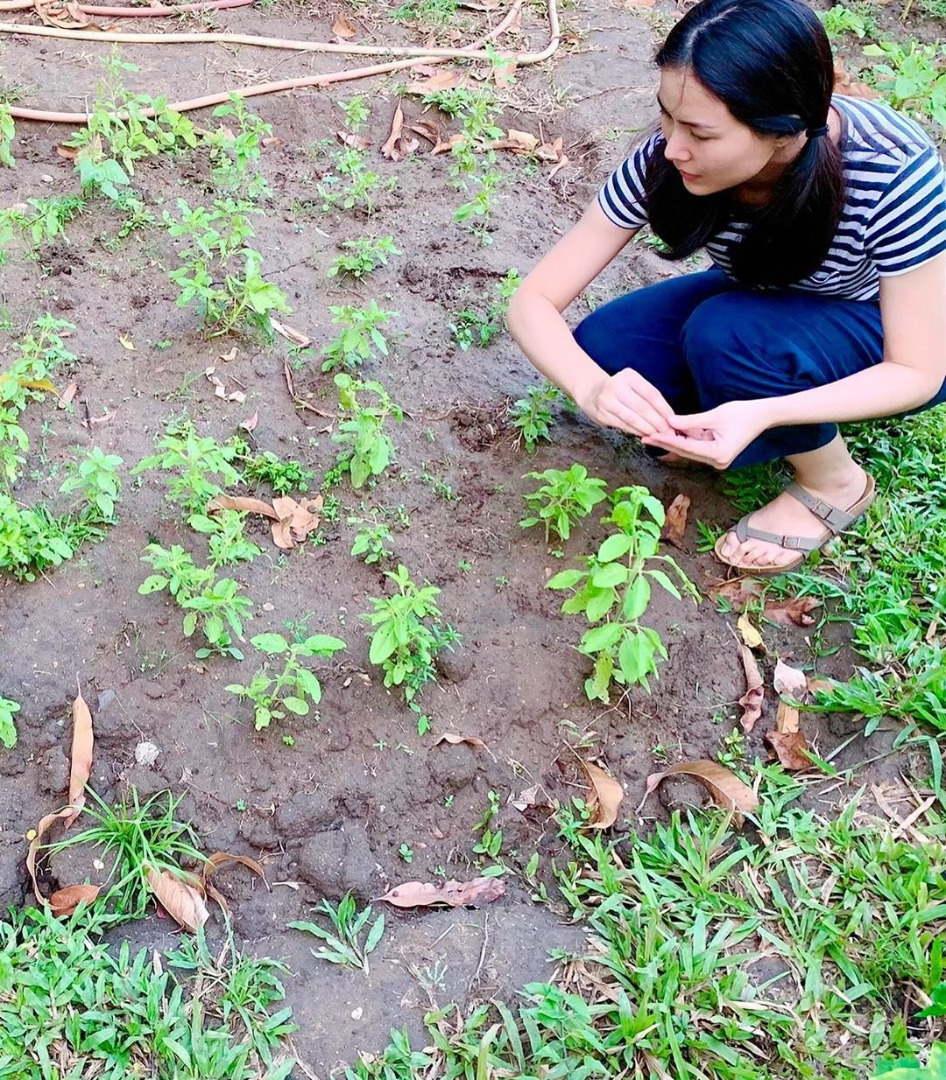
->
xmin=714 ymin=474 xmax=876 ymax=576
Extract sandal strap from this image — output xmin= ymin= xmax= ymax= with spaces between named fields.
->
xmin=782 ymin=482 xmax=860 ymax=533
xmin=732 ymin=514 xmax=826 ymax=553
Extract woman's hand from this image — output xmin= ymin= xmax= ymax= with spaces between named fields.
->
xmin=579 ymin=369 xmax=676 ymax=438
xmin=641 ymin=399 xmax=772 ymax=468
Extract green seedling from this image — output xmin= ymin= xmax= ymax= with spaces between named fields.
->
xmin=361 ymin=563 xmax=460 ymax=702
xmin=349 ymin=516 xmax=394 ymax=565
xmin=188 ymin=507 xmax=262 ymax=567
xmin=0 ymin=103 xmax=14 ymax=168
xmin=321 ymin=300 xmax=397 ymax=372
xmin=817 ymin=3 xmax=874 ymax=39
xmin=864 ymin=41 xmax=946 ymax=131
xmin=392 ymin=0 xmax=458 ymax=25
xmin=234 ymin=444 xmax=312 ymax=495
xmin=0 ymin=495 xmax=85 ymax=581
xmin=134 ymin=419 xmax=242 ymax=510
xmin=0 ymin=195 xmax=86 ymax=249
xmin=472 ymin=790 xmax=503 ymax=864
xmin=0 ymin=693 xmax=19 ymax=748
xmin=520 ymin=464 xmax=609 ymax=544
xmin=547 ymin=485 xmax=698 ymax=702
xmin=508 ymin=382 xmax=567 ymax=452
xmin=102 ymin=191 xmax=155 ymax=248
xmin=328 ymin=235 xmax=401 ymax=279
xmin=289 ymin=894 xmax=385 ymax=974
xmin=208 ymin=94 xmax=273 ymax=197
xmin=399 ymin=842 xmax=414 ymax=864
xmin=317 ymin=143 xmax=394 ymax=216
xmin=226 ymin=631 xmax=346 ymax=730
xmin=450 ymin=269 xmax=520 ymax=350
xmin=59 ymin=446 xmax=123 ymax=523
xmin=332 ymin=373 xmax=403 ymax=488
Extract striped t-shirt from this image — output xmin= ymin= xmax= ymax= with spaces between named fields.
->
xmin=597 ymin=95 xmax=946 ymax=300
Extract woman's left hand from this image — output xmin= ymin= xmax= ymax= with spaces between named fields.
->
xmin=642 ymin=399 xmax=771 ymax=469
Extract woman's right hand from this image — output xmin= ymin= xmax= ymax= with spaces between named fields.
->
xmin=578 ymin=369 xmax=676 ymax=437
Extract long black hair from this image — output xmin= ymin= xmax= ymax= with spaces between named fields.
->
xmin=645 ymin=0 xmax=844 ymax=287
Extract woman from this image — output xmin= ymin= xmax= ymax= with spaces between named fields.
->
xmin=507 ymin=0 xmax=946 ymax=574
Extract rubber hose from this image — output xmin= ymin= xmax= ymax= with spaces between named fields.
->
xmin=0 ymin=0 xmax=254 ymax=14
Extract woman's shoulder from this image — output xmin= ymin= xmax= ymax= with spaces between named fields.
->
xmin=834 ymin=93 xmax=941 ymax=164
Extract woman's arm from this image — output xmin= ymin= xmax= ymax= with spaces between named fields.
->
xmin=507 ymin=200 xmax=676 ymax=437
xmin=644 ymin=254 xmax=946 ymax=467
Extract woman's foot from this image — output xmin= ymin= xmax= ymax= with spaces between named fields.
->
xmin=717 ymin=463 xmax=871 ymax=569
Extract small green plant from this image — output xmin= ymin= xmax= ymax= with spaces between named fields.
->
xmin=717 ymin=727 xmax=748 ymax=770
xmin=59 ymin=446 xmax=123 ymax=523
xmin=321 ymin=300 xmax=397 ymax=372
xmin=189 ymin=507 xmax=262 ymax=566
xmin=520 ymin=464 xmax=608 ymax=544
xmin=289 ymin=894 xmax=385 ymax=974
xmin=450 ymin=269 xmax=520 ymax=350
xmin=447 ymin=90 xmax=504 ymax=241
xmin=361 ymin=563 xmax=460 ymax=702
xmin=472 ymin=790 xmax=503 ymax=866
xmin=872 ymin=1043 xmax=946 ymax=1079
xmin=349 ymin=515 xmax=394 ymax=565
xmin=3 ymin=195 xmax=86 ymax=249
xmin=817 ymin=3 xmax=873 ymax=39
xmin=317 ymin=109 xmax=396 ymax=215
xmin=134 ymin=419 xmax=242 ymax=510
xmin=0 ymin=693 xmax=19 ymax=748
xmin=0 ymin=103 xmax=14 ymax=168
xmin=398 ymin=842 xmax=414 ymax=864
xmin=392 ymin=0 xmax=458 ymax=25
xmin=863 ymin=41 xmax=946 ymax=132
xmin=508 ymin=382 xmax=566 ymax=452
xmin=547 ymin=486 xmax=698 ymax=702
xmin=234 ymin=443 xmax=312 ymax=495
xmin=208 ymin=94 xmax=273 ymax=197
xmin=340 ymin=96 xmax=370 ymax=134
xmin=226 ymin=630 xmax=346 ymax=730
xmin=332 ymin=373 xmax=403 ymax=488
xmin=328 ymin=235 xmax=400 ymax=279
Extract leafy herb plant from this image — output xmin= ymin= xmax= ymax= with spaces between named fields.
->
xmin=508 ymin=382 xmax=567 ymax=452
xmin=0 ymin=693 xmax=19 ymax=748
xmin=332 ymin=373 xmax=403 ymax=488
xmin=520 ymin=464 xmax=609 ymax=544
xmin=289 ymin=894 xmax=385 ymax=974
xmin=328 ymin=235 xmax=401 ymax=279
xmin=321 ymin=300 xmax=396 ymax=372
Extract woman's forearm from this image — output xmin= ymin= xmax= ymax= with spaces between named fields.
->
xmin=762 ymin=360 xmax=943 ymax=428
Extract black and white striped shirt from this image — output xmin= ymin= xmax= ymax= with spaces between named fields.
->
xmin=598 ymin=95 xmax=946 ymax=300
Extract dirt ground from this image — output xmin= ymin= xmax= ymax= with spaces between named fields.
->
xmin=0 ymin=0 xmax=919 ymax=1072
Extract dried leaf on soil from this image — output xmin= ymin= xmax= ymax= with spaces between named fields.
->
xmin=48 ymin=883 xmax=101 ymax=916
xmin=434 ymin=733 xmax=487 ymax=750
xmin=240 ymin=410 xmax=259 ymax=433
xmin=624 ymin=0 xmax=656 ymax=7
xmin=36 ymin=0 xmax=94 ymax=28
xmin=774 ymin=658 xmax=808 ymax=700
xmin=118 ymin=334 xmax=136 ymax=351
xmin=379 ymin=876 xmax=505 ymax=909
xmin=662 ymin=493 xmax=690 ymax=549
xmin=64 ymin=681 xmax=93 ymax=829
xmin=775 ymin=698 xmax=800 ymax=735
xmin=336 ymin=130 xmax=371 ymax=151
xmin=207 ymin=494 xmax=279 ymax=521
xmin=410 ymin=119 xmax=440 ymax=144
xmin=764 ymin=595 xmax=820 ymax=627
xmin=145 ymin=864 xmax=209 ymax=932
xmin=431 ymin=132 xmax=465 ymax=156
xmin=405 ymin=66 xmax=462 ymax=95
xmin=381 ymin=105 xmax=417 ymax=162
xmin=57 ymin=381 xmax=78 ymax=409
xmin=26 ymin=807 xmax=74 ymax=905
xmin=271 ymin=319 xmax=311 ymax=348
xmin=510 ymin=784 xmax=544 ymax=812
xmin=640 ymin=760 xmax=759 ymax=814
xmin=203 ymin=851 xmax=267 ymax=887
xmin=738 ymin=644 xmax=764 ymax=733
xmin=710 ymin=577 xmax=763 ymax=607
xmin=493 ymin=128 xmax=539 ymax=155
xmin=331 ymin=12 xmax=357 ymax=37
xmin=581 ymin=760 xmax=624 ymax=829
xmin=765 ymin=728 xmax=811 ymax=771
xmin=737 ymin=612 xmax=764 ymax=650
xmin=271 ymin=495 xmax=322 ymax=549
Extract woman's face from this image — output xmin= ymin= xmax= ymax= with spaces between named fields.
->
xmin=657 ymin=67 xmax=790 ymax=196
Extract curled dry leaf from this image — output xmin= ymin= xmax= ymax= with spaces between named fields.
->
xmin=764 ymin=595 xmax=820 ymax=627
xmin=379 ymin=876 xmax=504 ymax=909
xmin=118 ymin=334 xmax=136 ymax=352
xmin=493 ymin=128 xmax=539 ymax=155
xmin=765 ymin=729 xmax=811 ymax=771
xmin=774 ymin=658 xmax=808 ymax=700
xmin=145 ymin=864 xmax=209 ymax=933
xmin=240 ymin=410 xmax=259 ymax=433
xmin=410 ymin=119 xmax=440 ymax=144
xmin=271 ymin=495 xmax=323 ymax=550
xmin=203 ymin=851 xmax=268 ymax=889
xmin=336 ymin=130 xmax=371 ymax=151
xmin=510 ymin=784 xmax=543 ymax=812
xmin=581 ymin=760 xmax=625 ymax=829
xmin=271 ymin=319 xmax=311 ymax=348
xmin=64 ymin=680 xmax=93 ymax=829
xmin=48 ymin=883 xmax=101 ymax=916
xmin=207 ymin=494 xmax=279 ymax=521
xmin=36 ymin=0 xmax=94 ymax=28
xmin=431 ymin=132 xmax=465 ymax=156
xmin=405 ymin=66 xmax=462 ymax=95
xmin=332 ymin=12 xmax=357 ymax=37
xmin=737 ymin=612 xmax=764 ymax=651
xmin=710 ymin=577 xmax=763 ymax=607
xmin=775 ymin=698 xmax=800 ymax=735
xmin=640 ymin=760 xmax=759 ymax=815
xmin=27 ymin=807 xmax=74 ymax=905
xmin=738 ymin=644 xmax=764 ymax=733
xmin=662 ymin=493 xmax=690 ymax=549
xmin=381 ymin=106 xmax=412 ymax=161
xmin=434 ymin=732 xmax=487 ymax=750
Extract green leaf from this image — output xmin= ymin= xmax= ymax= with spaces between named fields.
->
xmin=618 ymin=629 xmax=655 ymax=686
xmin=648 ymin=568 xmax=681 ymax=600
xmin=138 ymin=575 xmax=169 ymax=594
xmin=302 ymin=634 xmax=346 ymax=656
xmin=591 ymin=562 xmax=628 ymax=589
xmin=579 ymin=622 xmax=623 ymax=653
xmin=0 ymin=953 xmax=12 ymax=993
xmin=364 ymin=913 xmax=385 ymax=955
xmin=597 ymin=532 xmax=633 ymax=562
xmin=546 ymin=568 xmax=585 ymax=590
xmin=282 ymin=696 xmax=310 ymax=716
xmin=586 ymin=588 xmax=616 ymax=623
xmin=623 ymin=575 xmax=652 ymax=620
xmin=295 ymin=668 xmax=323 ymax=703
xmin=251 ymin=632 xmax=290 ymax=654
xmin=182 ymin=611 xmax=198 ymax=637
xmin=369 ymin=621 xmax=399 ymax=664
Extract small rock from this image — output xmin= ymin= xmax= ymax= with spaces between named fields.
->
xmin=134 ymin=741 xmax=161 ymax=767
xmin=275 ymin=791 xmax=335 ymax=840
xmin=40 ymin=746 xmax=70 ymax=795
xmin=351 ymin=1007 xmax=363 ymax=1020
xmin=435 ymin=647 xmax=474 ymax=684
xmin=429 ymin=743 xmax=478 ymax=792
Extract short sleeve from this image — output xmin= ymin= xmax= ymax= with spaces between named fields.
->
xmin=597 ymin=131 xmax=663 ymax=230
xmin=866 ymin=144 xmax=946 ymax=277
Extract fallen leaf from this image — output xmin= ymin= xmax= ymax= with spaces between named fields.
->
xmin=765 ymin=729 xmax=811 ymax=771
xmin=381 ymin=105 xmax=407 ymax=161
xmin=332 ymin=12 xmax=357 ymax=38
xmin=738 ymin=644 xmax=764 ymax=733
xmin=491 ymin=57 xmax=517 ymax=86
xmin=118 ymin=334 xmax=135 ymax=352
xmin=56 ymin=143 xmax=79 ymax=161
xmin=57 ymin=381 xmax=78 ymax=409
xmin=63 ymin=679 xmax=93 ymax=829
xmin=336 ymin=130 xmax=371 ymax=151
xmin=833 ymin=59 xmax=880 ymax=100
xmin=227 ymin=390 xmax=246 ymax=405
xmin=203 ymin=850 xmax=267 ymax=885
xmin=269 ymin=495 xmax=322 ymax=549
xmin=48 ymin=883 xmax=101 ymax=916
xmin=430 ymin=132 xmax=465 ymax=156
xmin=710 ymin=578 xmax=763 ymax=607
xmin=36 ymin=0 xmax=94 ymax=28
xmin=737 ymin=611 xmax=764 ymax=650
xmin=624 ymin=0 xmax=656 ymax=7
xmin=775 ymin=698 xmax=800 ymax=735
xmin=145 ymin=864 xmax=209 ymax=932
xmin=378 ymin=876 xmax=504 ymax=909
xmin=640 ymin=760 xmax=759 ymax=815
xmin=262 ymin=136 xmax=284 ymax=148
xmin=271 ymin=319 xmax=311 ymax=348
xmin=581 ymin=760 xmax=624 ymax=829
xmin=807 ymin=675 xmax=835 ymax=696
xmin=774 ymin=658 xmax=808 ymax=699
xmin=406 ymin=67 xmax=462 ymax=95
xmin=26 ymin=808 xmax=74 ymax=905
xmin=86 ymin=410 xmax=116 ymax=428
xmin=434 ymin=733 xmax=487 ymax=750
xmin=207 ymin=494 xmax=279 ymax=520
xmin=410 ymin=119 xmax=440 ymax=144
xmin=535 ymin=136 xmax=565 ymax=164
xmin=510 ymin=784 xmax=542 ymax=812
xmin=662 ymin=493 xmax=690 ymax=549
xmin=493 ymin=128 xmax=539 ymax=155
xmin=240 ymin=411 xmax=259 ymax=433
xmin=764 ymin=595 xmax=820 ymax=627
xmin=219 ymin=346 xmax=238 ymax=363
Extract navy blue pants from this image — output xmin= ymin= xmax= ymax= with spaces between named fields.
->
xmin=573 ymin=268 xmax=946 ymax=468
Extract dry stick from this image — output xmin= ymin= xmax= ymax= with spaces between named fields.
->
xmin=3 ymin=0 xmax=561 ymax=124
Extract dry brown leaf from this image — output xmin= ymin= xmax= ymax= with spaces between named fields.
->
xmin=765 ymin=729 xmax=811 ymax=771
xmin=510 ymin=785 xmax=542 ymax=812
xmin=48 ymin=883 xmax=101 ymax=916
xmin=662 ymin=493 xmax=690 ymax=549
xmin=737 ymin=612 xmax=764 ymax=650
xmin=332 ymin=12 xmax=357 ymax=38
xmin=336 ymin=130 xmax=371 ymax=151
xmin=406 ymin=67 xmax=461 ymax=95
xmin=118 ymin=334 xmax=135 ymax=352
xmin=410 ymin=119 xmax=440 ymax=144
xmin=56 ymin=143 xmax=79 ymax=161
xmin=535 ymin=136 xmax=565 ymax=163
xmin=430 ymin=132 xmax=465 ymax=156
xmin=36 ymin=0 xmax=94 ymax=28
xmin=240 ymin=411 xmax=259 ymax=433
xmin=738 ymin=643 xmax=764 ymax=733
xmin=207 ymin=494 xmax=279 ymax=521
xmin=57 ymin=381 xmax=78 ymax=409
xmin=581 ymin=760 xmax=625 ymax=829
xmin=764 ymin=595 xmax=821 ymax=627
xmin=493 ymin=128 xmax=539 ymax=155
xmin=270 ymin=495 xmax=322 ymax=549
xmin=63 ymin=680 xmax=93 ymax=829
xmin=710 ymin=577 xmax=763 ymax=607
xmin=271 ymin=516 xmax=294 ymax=550
xmin=204 ymin=851 xmax=267 ymax=884
xmin=145 ymin=864 xmax=209 ymax=932
xmin=774 ymin=658 xmax=808 ymax=700
xmin=833 ymin=59 xmax=880 ymax=100
xmin=381 ymin=106 xmax=406 ymax=160
xmin=26 ymin=808 xmax=74 ymax=905
xmin=807 ymin=674 xmax=835 ymax=696
xmin=86 ymin=409 xmax=116 ymax=428
xmin=640 ymin=760 xmax=759 ymax=814
xmin=624 ymin=0 xmax=656 ymax=7
xmin=775 ymin=698 xmax=800 ymax=735
xmin=271 ymin=319 xmax=311 ymax=348
xmin=378 ymin=876 xmax=505 ymax=909
xmin=434 ymin=732 xmax=487 ymax=750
